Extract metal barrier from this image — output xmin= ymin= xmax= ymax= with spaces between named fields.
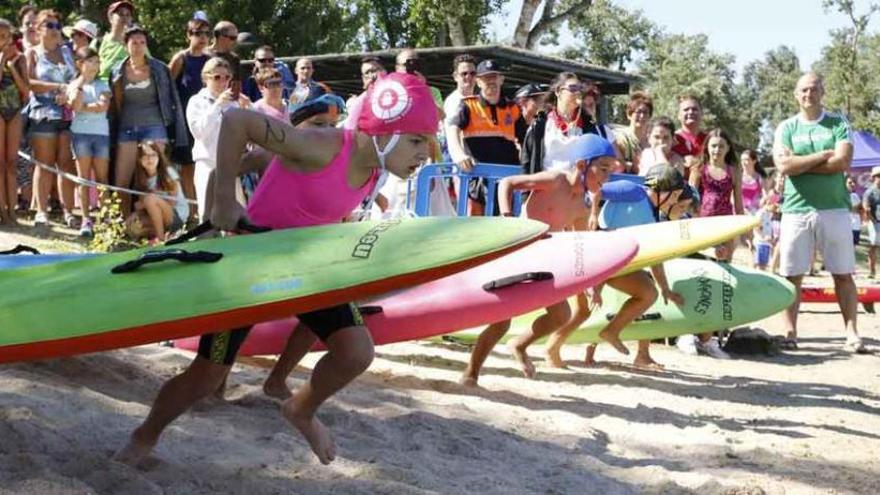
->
xmin=409 ymin=163 xmax=523 ymax=217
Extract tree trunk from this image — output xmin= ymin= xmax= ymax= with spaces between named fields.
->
xmin=513 ymin=0 xmax=543 ymax=48
xmin=447 ymin=15 xmax=468 ymax=46
xmin=525 ymin=0 xmax=594 ymax=50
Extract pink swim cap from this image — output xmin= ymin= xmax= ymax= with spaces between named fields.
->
xmin=357 ymin=72 xmax=439 ymax=135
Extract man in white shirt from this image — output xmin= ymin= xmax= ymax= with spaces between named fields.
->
xmin=443 ymin=54 xmax=476 ymax=124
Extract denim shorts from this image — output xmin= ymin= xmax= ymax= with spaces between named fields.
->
xmin=29 ymin=119 xmax=71 ymax=139
xmin=117 ymin=124 xmax=167 ymax=143
xmin=72 ymin=133 xmax=111 ymax=160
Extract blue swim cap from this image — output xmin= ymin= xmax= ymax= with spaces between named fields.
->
xmin=571 ymin=134 xmax=617 ymax=164
xmin=289 ymin=93 xmax=347 ymax=127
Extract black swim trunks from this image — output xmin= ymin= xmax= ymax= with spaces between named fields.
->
xmin=197 ymin=303 xmax=365 ymax=365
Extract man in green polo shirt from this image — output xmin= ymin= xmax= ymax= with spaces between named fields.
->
xmin=773 ymin=72 xmax=865 ymax=353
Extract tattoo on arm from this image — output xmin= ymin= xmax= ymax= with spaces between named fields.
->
xmin=263 ymin=118 xmax=286 ymax=145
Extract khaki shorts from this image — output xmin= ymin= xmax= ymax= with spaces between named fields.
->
xmin=779 ymin=209 xmax=855 ymax=276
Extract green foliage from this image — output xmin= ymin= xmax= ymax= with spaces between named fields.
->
xmin=813 ymin=0 xmax=880 ymax=135
xmin=89 ymin=189 xmax=141 ymax=253
xmin=358 ymin=0 xmax=506 ymax=48
xmin=814 ymin=30 xmax=880 ymax=136
xmin=2 ymin=1 xmax=363 ymax=63
xmin=739 ymin=46 xmax=802 ymax=156
xmin=563 ymin=0 xmax=657 ymax=70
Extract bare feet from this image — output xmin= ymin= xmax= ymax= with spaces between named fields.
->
xmin=281 ymin=398 xmax=336 ymax=464
xmin=545 ymin=347 xmax=567 ymax=369
xmin=263 ymin=378 xmax=293 ymax=400
xmin=458 ymin=375 xmax=479 ymax=387
xmin=508 ymin=342 xmax=536 ymax=379
xmin=633 ymin=355 xmax=665 ymax=370
xmin=113 ymin=430 xmax=156 ymax=467
xmin=584 ymin=344 xmax=599 ymax=367
xmin=598 ymin=329 xmax=630 ymax=356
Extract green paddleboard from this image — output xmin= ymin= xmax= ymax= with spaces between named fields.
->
xmin=449 ymin=258 xmax=795 ymax=344
xmin=0 ymin=217 xmax=546 ymax=363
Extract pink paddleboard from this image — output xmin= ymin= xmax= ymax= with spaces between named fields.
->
xmin=174 ymin=231 xmax=638 ymax=355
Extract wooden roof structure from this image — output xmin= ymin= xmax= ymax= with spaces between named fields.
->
xmin=251 ymin=44 xmax=638 ymax=99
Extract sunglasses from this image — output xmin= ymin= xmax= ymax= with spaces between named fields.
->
xmin=189 ymin=30 xmax=210 ymax=37
xmin=561 ymin=84 xmax=584 ymax=94
xmin=263 ymin=79 xmax=283 ymax=88
xmin=42 ymin=21 xmax=62 ymax=31
xmin=257 ymin=57 xmax=275 ymax=64
xmin=210 ymin=73 xmax=231 ymax=82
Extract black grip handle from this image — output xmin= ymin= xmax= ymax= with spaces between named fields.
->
xmin=0 ymin=244 xmax=41 ymax=255
xmin=165 ymin=219 xmax=272 ymax=246
xmin=604 ymin=311 xmax=662 ymax=322
xmin=482 ymin=271 xmax=554 ymax=292
xmin=111 ymin=248 xmax=223 ymax=274
xmin=357 ymin=305 xmax=384 ymax=315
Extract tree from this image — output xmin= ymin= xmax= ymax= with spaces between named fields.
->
xmin=512 ymin=0 xmax=595 ymax=49
xmin=561 ymin=0 xmax=657 ymax=70
xmin=819 ymin=0 xmax=879 ymax=115
xmin=739 ymin=45 xmax=802 ymax=155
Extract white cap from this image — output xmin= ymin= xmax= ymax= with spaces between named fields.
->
xmin=872 ymin=165 xmax=880 ymax=177
xmin=63 ymin=19 xmax=99 ymax=40
xmin=193 ymin=10 xmax=209 ymax=23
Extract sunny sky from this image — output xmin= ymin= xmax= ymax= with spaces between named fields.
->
xmin=488 ymin=0 xmax=877 ymax=77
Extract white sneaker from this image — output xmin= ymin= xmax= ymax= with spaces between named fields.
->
xmin=33 ymin=211 xmax=48 ymax=226
xmin=676 ymin=334 xmax=698 ymax=355
xmin=697 ymin=337 xmax=731 ymax=359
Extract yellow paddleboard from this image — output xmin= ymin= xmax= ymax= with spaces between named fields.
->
xmin=616 ymin=215 xmax=758 ymax=274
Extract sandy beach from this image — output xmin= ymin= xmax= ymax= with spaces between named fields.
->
xmin=2 ymin=226 xmax=879 ymax=494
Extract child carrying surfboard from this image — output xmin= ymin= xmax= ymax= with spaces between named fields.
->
xmin=552 ymin=165 xmax=694 ymax=368
xmin=459 ymin=135 xmax=662 ymax=384
xmin=116 ymin=72 xmax=439 ymax=467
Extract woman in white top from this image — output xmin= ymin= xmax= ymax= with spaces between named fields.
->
xmin=185 ymin=56 xmax=250 ymax=220
xmin=541 ymin=72 xmax=586 ymax=172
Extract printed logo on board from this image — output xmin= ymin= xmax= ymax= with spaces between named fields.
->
xmin=352 ymin=219 xmax=403 ymax=259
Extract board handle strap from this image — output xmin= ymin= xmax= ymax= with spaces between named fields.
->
xmin=0 ymin=244 xmax=41 ymax=255
xmin=111 ymin=248 xmax=223 ymax=274
xmin=604 ymin=311 xmax=662 ymax=322
xmin=482 ymin=272 xmax=554 ymax=292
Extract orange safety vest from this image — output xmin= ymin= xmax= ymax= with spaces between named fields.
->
xmin=459 ymin=96 xmax=520 ymax=143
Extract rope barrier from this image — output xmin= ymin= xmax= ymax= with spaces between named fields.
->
xmin=18 ymin=149 xmax=197 ymax=205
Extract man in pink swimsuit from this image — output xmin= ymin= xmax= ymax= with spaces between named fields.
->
xmin=116 ymin=72 xmax=438 ymax=466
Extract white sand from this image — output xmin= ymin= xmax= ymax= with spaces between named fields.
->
xmin=2 ymin=232 xmax=879 ymax=494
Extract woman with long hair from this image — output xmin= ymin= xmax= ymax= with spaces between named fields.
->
xmin=681 ymin=128 xmax=744 ymax=359
xmin=110 ymin=24 xmax=188 ymax=215
xmin=126 ymin=140 xmax=186 ymax=242
xmin=25 ymin=9 xmax=76 ymax=227
xmin=0 ymin=18 xmax=28 ymax=225
xmin=740 ymin=148 xmax=765 ymax=214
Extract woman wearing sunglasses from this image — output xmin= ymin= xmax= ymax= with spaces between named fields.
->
xmin=110 ymin=24 xmax=188 ymax=216
xmin=169 ymin=14 xmax=212 ymax=223
xmin=25 ymin=9 xmax=77 ymax=227
xmin=186 ymin=56 xmax=250 ymax=220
